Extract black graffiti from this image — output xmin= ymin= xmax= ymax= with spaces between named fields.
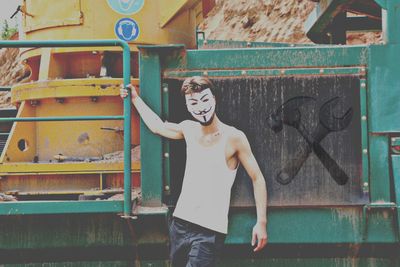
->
xmin=267 ymin=96 xmax=353 ymax=185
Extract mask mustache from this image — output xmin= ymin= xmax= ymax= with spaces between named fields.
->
xmin=193 ymin=106 xmax=212 ymax=115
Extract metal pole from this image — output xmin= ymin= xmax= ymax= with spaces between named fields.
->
xmin=122 ymin=42 xmax=132 ymax=218
xmin=0 ymin=40 xmax=132 ymax=217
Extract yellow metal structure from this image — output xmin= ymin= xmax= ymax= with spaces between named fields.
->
xmin=0 ymin=0 xmax=211 ymax=199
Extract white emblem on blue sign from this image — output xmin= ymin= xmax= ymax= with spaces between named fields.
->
xmin=107 ymin=0 xmax=144 ymax=15
xmin=115 ymin=18 xmax=140 ymax=41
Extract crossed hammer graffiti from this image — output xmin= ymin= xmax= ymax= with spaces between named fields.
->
xmin=267 ymin=96 xmax=353 ymax=186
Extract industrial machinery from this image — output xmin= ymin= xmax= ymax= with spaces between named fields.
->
xmin=1 ymin=0 xmax=400 ymax=266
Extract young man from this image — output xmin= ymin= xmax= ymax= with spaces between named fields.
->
xmin=121 ymin=76 xmax=267 ymax=267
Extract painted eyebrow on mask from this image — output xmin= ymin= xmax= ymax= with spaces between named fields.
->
xmin=200 ymin=94 xmax=210 ymax=100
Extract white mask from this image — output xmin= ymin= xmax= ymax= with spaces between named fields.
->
xmin=185 ymin=89 xmax=216 ymax=125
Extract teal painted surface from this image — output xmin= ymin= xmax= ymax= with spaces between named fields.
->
xmin=0 ymin=201 xmax=123 ymax=215
xmin=198 ymin=39 xmax=316 ymax=49
xmin=0 ymin=116 xmax=124 ymax=122
xmin=179 ymin=46 xmax=368 ymax=70
xmin=376 ymin=0 xmax=400 ymax=44
xmin=122 ymin=39 xmax=132 ymax=217
xmin=227 ymin=208 xmax=397 ymax=244
xmin=360 ymin=78 xmax=370 ymax=193
xmin=4 ymin=259 xmax=400 ymax=267
xmin=216 ymin=258 xmax=400 ymax=267
xmin=0 ymin=214 xmax=129 ymax=249
xmin=369 ymin=45 xmax=400 ymax=132
xmin=391 ymin=155 xmax=400 ymax=239
xmin=5 ymin=263 xmax=134 ymax=267
xmin=369 ymin=135 xmax=391 ymax=202
xmin=139 ymin=48 xmax=163 ymax=206
xmin=164 ymin=67 xmax=363 ymax=79
xmin=162 ymin=83 xmax=171 ymax=196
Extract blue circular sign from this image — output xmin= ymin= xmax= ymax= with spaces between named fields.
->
xmin=107 ymin=0 xmax=144 ymax=15
xmin=115 ymin=18 xmax=140 ymax=41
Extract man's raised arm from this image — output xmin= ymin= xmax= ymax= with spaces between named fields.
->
xmin=121 ymin=84 xmax=184 ymax=140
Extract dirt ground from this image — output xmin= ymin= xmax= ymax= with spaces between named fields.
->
xmin=199 ymin=0 xmax=382 ymax=44
xmin=0 ymin=47 xmax=30 ymax=109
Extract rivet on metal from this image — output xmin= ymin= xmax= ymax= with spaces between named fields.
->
xmin=361 ymin=116 xmax=367 ymax=121
xmin=163 ymin=87 xmax=168 ymax=93
xmin=361 ymin=83 xmax=366 ymax=88
xmin=164 ymin=152 xmax=169 ymax=158
xmin=392 ymin=137 xmax=397 ymax=142
xmin=203 ymin=71 xmax=208 ymax=76
xmin=319 ymin=69 xmax=324 ymax=74
xmin=361 ymin=68 xmax=366 ymax=72
xmin=363 ymin=182 xmax=369 ymax=187
xmin=363 ymin=149 xmax=368 ymax=154
xmin=241 ymin=70 xmax=247 ymax=75
xmin=165 ymin=185 xmax=170 ymax=191
xmin=280 ymin=69 xmax=285 ymax=75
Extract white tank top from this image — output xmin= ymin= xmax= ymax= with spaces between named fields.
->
xmin=173 ymin=121 xmax=238 ymax=234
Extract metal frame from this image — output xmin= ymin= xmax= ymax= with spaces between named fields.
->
xmin=0 ymin=40 xmax=132 ymax=217
xmin=136 ymin=43 xmax=400 ymax=245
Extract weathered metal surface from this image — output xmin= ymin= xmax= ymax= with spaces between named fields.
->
xmin=368 ymin=45 xmax=400 ymax=133
xmin=167 ymin=76 xmax=364 ymax=206
xmin=180 ymin=46 xmax=369 ymax=70
xmin=139 ymin=47 xmax=163 ymax=207
xmin=369 ymin=135 xmax=391 ymax=202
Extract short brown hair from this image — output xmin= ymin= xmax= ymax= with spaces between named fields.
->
xmin=180 ymin=76 xmax=215 ymax=95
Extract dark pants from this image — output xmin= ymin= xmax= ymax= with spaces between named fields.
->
xmin=169 ymin=217 xmax=226 ymax=267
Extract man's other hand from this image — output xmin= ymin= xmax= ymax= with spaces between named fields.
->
xmin=251 ymin=221 xmax=267 ymax=252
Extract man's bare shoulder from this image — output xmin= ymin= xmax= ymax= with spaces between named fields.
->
xmin=226 ymin=126 xmax=248 ymax=145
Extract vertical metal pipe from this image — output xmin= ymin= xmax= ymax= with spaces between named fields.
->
xmin=121 ymin=42 xmax=132 ymax=217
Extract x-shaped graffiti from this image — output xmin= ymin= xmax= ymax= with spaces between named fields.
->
xmin=267 ymin=96 xmax=353 ymax=185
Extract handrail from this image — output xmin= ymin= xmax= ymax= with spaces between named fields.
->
xmin=0 ymin=40 xmax=132 ymax=217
